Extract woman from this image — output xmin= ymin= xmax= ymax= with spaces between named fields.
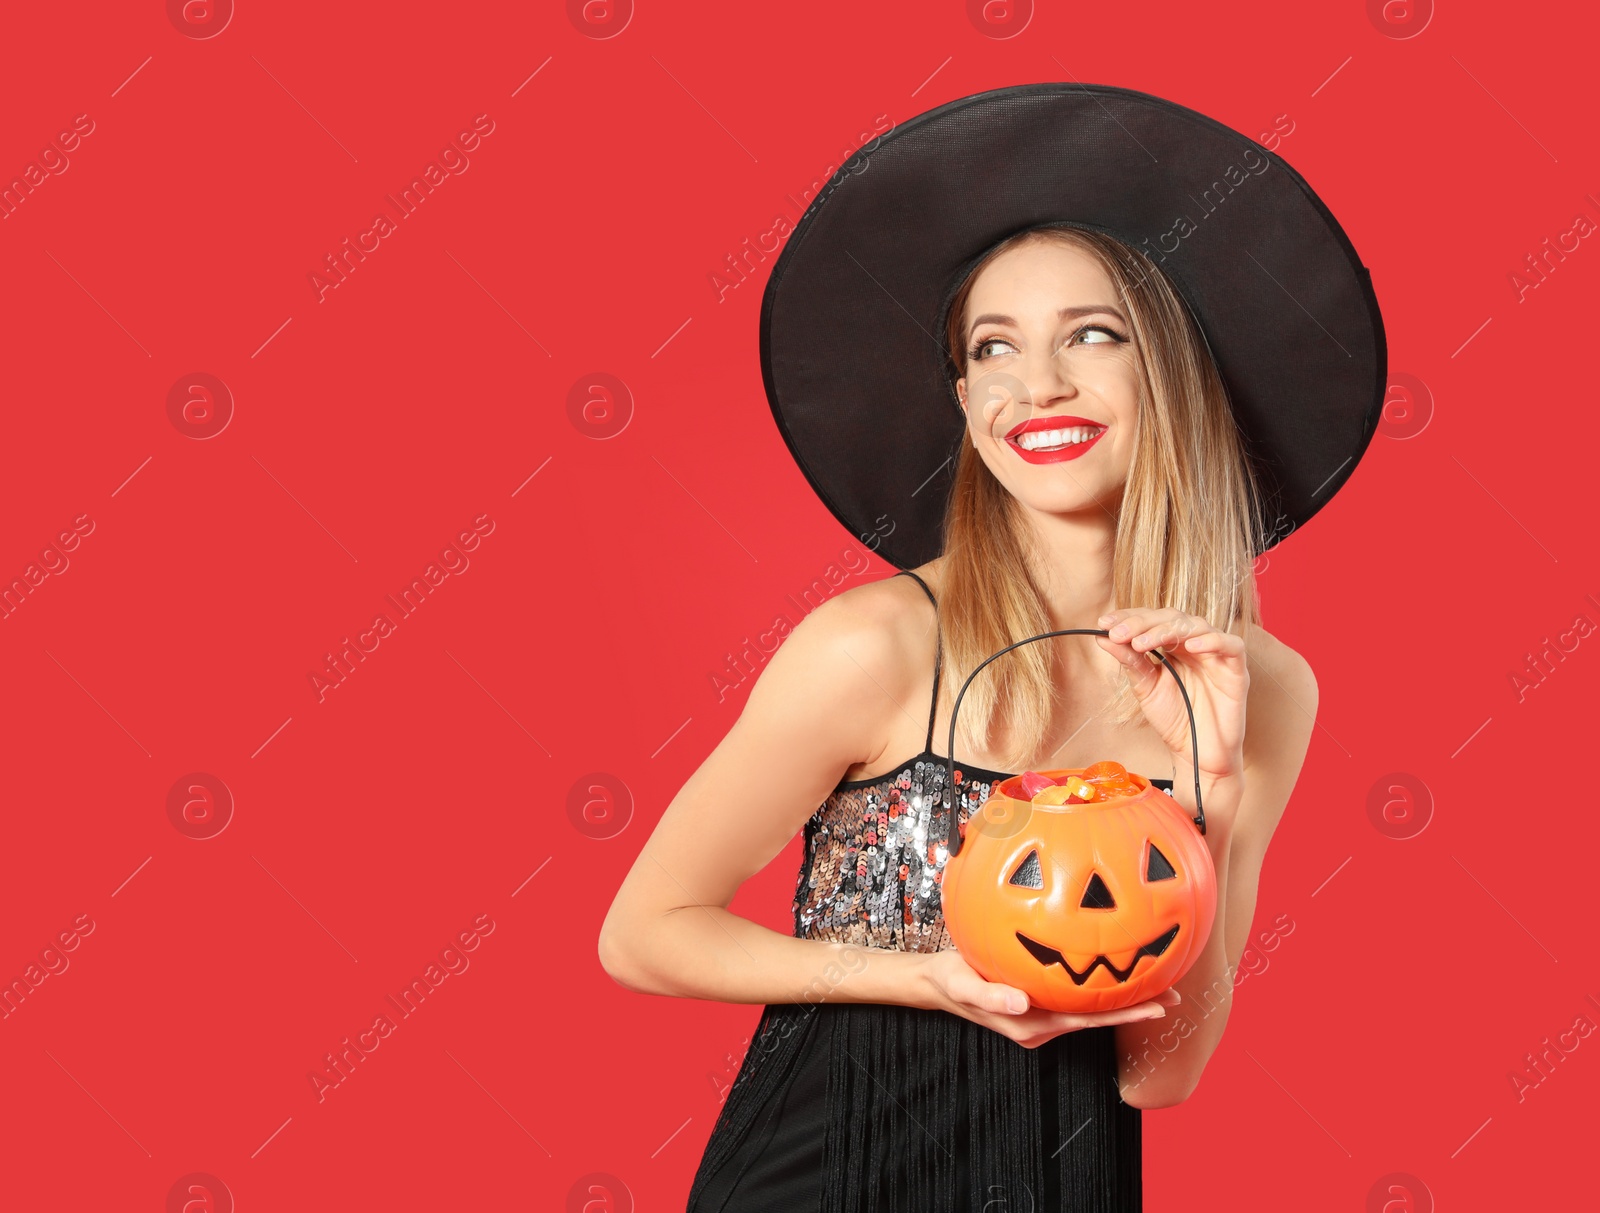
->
xmin=600 ymin=84 xmax=1383 ymax=1212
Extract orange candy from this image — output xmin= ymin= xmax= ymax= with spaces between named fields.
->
xmin=1081 ymin=760 xmax=1138 ymax=799
xmin=1083 ymin=760 xmax=1127 ymax=781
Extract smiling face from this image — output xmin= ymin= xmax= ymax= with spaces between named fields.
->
xmin=954 ymin=237 xmax=1142 ymax=519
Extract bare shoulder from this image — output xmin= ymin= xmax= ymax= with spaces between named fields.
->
xmin=821 ymin=567 xmax=937 ymax=631
xmin=743 ymin=569 xmax=935 ymax=760
xmin=1242 ymin=622 xmax=1318 ymax=721
xmin=1236 ymin=622 xmax=1319 ymax=845
xmin=789 ymin=569 xmax=935 ymax=673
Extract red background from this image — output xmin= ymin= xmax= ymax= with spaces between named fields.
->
xmin=1 ymin=1 xmax=1595 ymax=1209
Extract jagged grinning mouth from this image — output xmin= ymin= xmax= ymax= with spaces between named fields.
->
xmin=1015 ymin=924 xmax=1180 ymax=985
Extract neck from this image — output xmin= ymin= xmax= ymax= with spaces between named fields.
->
xmin=1021 ymin=505 xmax=1120 ymax=631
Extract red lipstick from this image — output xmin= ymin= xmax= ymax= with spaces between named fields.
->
xmin=1003 ymin=415 xmax=1108 ymax=465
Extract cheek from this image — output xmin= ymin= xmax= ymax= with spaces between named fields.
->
xmin=966 ymin=393 xmax=1012 ymax=434
xmin=1110 ymin=428 xmax=1138 ymax=467
xmin=1093 ymin=363 xmax=1142 ymax=413
xmin=1100 ymin=378 xmax=1141 ymax=461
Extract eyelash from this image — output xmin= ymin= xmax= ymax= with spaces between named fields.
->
xmin=967 ymin=324 xmax=1127 ymax=362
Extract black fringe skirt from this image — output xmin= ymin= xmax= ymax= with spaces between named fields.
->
xmin=686 ymin=1001 xmax=1141 ymax=1212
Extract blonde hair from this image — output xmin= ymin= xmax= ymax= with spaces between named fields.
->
xmin=936 ymin=223 xmax=1264 ymax=770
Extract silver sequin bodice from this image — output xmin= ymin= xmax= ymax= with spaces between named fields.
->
xmin=790 ymin=755 xmax=1006 ymax=952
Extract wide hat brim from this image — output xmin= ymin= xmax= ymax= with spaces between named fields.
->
xmin=759 ymin=82 xmax=1387 ymax=567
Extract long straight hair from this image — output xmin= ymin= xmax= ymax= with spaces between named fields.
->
xmin=936 ymin=223 xmax=1265 ymax=770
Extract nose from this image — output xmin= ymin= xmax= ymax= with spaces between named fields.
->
xmin=963 ymin=341 xmax=1077 ymax=421
xmin=1016 ymin=343 xmax=1078 ymax=414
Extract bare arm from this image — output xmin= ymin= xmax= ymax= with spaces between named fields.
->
xmin=1114 ymin=639 xmax=1318 ymax=1106
xmin=598 ymin=587 xmax=939 ymax=1007
xmin=598 ymin=582 xmax=1179 ymax=1041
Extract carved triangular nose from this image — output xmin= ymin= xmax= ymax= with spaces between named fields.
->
xmin=1080 ymin=871 xmax=1116 ymax=909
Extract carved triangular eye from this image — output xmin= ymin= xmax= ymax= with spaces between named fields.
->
xmin=1080 ymin=872 xmax=1116 ymax=909
xmin=1147 ymin=843 xmax=1177 ymax=882
xmin=1008 ymin=849 xmax=1043 ymax=888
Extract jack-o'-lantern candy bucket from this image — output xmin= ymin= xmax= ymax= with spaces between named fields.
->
xmin=940 ymin=628 xmax=1218 ymax=1014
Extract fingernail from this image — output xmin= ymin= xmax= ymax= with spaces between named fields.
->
xmin=1008 ymin=994 xmax=1026 ymax=1013
xmin=1109 ymin=625 xmax=1129 ymax=639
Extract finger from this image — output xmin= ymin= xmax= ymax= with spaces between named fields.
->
xmin=1100 ymin=1006 xmax=1166 ymax=1027
xmin=1178 ymin=645 xmax=1251 ymax=689
xmin=1129 ymin=614 xmax=1210 ymax=652
xmin=1094 ymin=636 xmax=1167 ymax=683
xmin=974 ymin=983 xmax=1029 ymax=1015
xmin=1081 ymin=990 xmax=1179 ymax=1021
xmin=1175 ymin=636 xmax=1251 ymax=689
xmin=1098 ymin=608 xmax=1181 ymax=643
xmin=1179 ymin=631 xmax=1245 ymax=657
xmin=1063 ymin=1004 xmax=1166 ymax=1030
xmin=1004 ymin=1001 xmax=1165 ymax=1031
xmin=1093 ymin=634 xmax=1142 ymax=665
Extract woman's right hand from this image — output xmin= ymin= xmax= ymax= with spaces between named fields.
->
xmin=916 ymin=949 xmax=1180 ymax=1049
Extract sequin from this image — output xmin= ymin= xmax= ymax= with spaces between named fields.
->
xmin=790 ymin=754 xmax=1001 ymax=953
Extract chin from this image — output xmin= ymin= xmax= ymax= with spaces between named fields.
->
xmin=1008 ymin=484 xmax=1123 ymax=516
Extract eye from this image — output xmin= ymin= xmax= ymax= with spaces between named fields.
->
xmin=1080 ymin=872 xmax=1116 ymax=909
xmin=1146 ymin=843 xmax=1177 ymax=882
xmin=1008 ymin=849 xmax=1043 ymax=889
xmin=968 ymin=336 xmax=1014 ymax=362
xmin=1073 ymin=324 xmax=1125 ymax=345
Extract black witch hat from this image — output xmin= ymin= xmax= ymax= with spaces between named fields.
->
xmin=760 ymin=82 xmax=1386 ymax=567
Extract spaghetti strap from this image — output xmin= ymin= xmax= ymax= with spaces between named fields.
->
xmin=893 ymin=570 xmax=942 ymax=753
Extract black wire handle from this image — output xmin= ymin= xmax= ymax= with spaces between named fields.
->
xmin=941 ymin=628 xmax=1206 ymax=857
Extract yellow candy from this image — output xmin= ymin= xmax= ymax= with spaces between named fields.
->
xmin=1032 ymin=777 xmax=1097 ymax=806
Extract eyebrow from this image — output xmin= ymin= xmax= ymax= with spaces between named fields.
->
xmin=967 ymin=304 xmax=1127 ymax=341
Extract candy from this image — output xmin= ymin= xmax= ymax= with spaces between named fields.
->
xmin=1031 ymin=783 xmax=1082 ymax=806
xmin=1018 ymin=770 xmax=1057 ymax=798
xmin=1029 ymin=777 xmax=1092 ymax=806
xmin=1083 ymin=760 xmax=1127 ymax=781
xmin=1081 ymin=759 xmax=1140 ymax=799
xmin=1095 ymin=781 xmax=1142 ymax=799
xmin=1018 ymin=763 xmax=1143 ymax=805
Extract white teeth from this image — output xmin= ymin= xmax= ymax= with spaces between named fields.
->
xmin=1016 ymin=426 xmax=1102 ymax=451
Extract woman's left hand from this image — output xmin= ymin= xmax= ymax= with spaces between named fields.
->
xmin=1094 ymin=608 xmax=1248 ymax=803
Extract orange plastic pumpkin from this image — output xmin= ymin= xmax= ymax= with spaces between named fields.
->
xmin=935 ymin=626 xmax=1219 ymax=1013
xmin=942 ymin=762 xmax=1216 ymax=1013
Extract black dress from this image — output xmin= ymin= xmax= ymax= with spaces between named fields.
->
xmin=687 ymin=569 xmax=1170 ymax=1212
